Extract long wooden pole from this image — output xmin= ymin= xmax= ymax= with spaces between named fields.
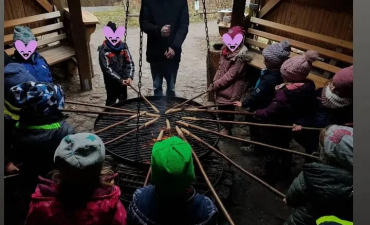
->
xmin=182 ymin=117 xmax=323 ymax=131
xmin=184 ymin=108 xmax=255 ymax=115
xmin=128 ymin=84 xmax=160 ymax=113
xmin=93 ymin=112 xmax=147 ymax=135
xmin=143 ymin=130 xmax=165 ymax=187
xmin=62 ymin=109 xmax=134 ymax=116
xmin=181 ymin=127 xmax=286 ymax=198
xmin=104 ymin=118 xmax=159 ymax=145
xmin=195 ymin=103 xmax=234 ymax=109
xmin=176 ymin=121 xmax=320 ymax=160
xmin=165 ymin=91 xmax=209 ymax=114
xmin=65 ymin=100 xmax=135 ymax=113
xmin=175 ymin=126 xmax=235 ymax=225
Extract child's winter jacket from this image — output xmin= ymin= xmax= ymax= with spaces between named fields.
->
xmin=212 ymin=45 xmax=252 ymax=104
xmin=25 ymin=177 xmax=127 ymax=225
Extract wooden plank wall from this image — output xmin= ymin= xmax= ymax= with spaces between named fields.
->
xmin=4 ymin=0 xmax=52 ymax=35
xmin=260 ymin=0 xmax=353 ymax=53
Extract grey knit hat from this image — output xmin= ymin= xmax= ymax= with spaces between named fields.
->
xmin=13 ymin=26 xmax=36 ymax=44
xmin=322 ymin=125 xmax=353 ymax=171
xmin=262 ymin=40 xmax=291 ymax=68
xmin=54 ymin=133 xmax=106 ymax=182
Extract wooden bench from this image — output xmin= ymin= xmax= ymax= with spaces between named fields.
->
xmin=245 ymin=17 xmax=353 ymax=89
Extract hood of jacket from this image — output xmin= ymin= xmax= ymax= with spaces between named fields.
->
xmin=283 ymin=79 xmax=316 ymax=98
xmin=303 ymin=162 xmax=353 ymax=202
xmin=226 ymin=45 xmax=253 ymax=63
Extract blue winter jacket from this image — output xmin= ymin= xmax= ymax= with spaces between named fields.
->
xmin=127 ymin=185 xmax=219 ymax=225
xmin=14 ymin=51 xmax=53 ymax=83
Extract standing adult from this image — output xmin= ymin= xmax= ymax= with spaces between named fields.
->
xmin=139 ymin=0 xmax=189 ymax=96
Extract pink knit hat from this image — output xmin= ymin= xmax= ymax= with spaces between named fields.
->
xmin=280 ymin=50 xmax=319 ymax=82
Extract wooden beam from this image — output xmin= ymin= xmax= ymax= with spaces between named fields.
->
xmin=231 ymin=0 xmax=247 ymax=27
xmin=35 ymin=0 xmax=54 ymax=12
xmin=67 ymin=0 xmax=93 ymax=91
xmin=258 ymin=0 xmax=282 ymax=18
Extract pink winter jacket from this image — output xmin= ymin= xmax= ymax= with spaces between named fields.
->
xmin=212 ymin=45 xmax=252 ymax=104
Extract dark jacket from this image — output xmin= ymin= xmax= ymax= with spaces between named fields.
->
xmin=242 ymin=68 xmax=283 ymax=111
xmin=297 ymin=88 xmax=353 ymax=128
xmin=98 ymin=41 xmax=135 ymax=85
xmin=212 ymin=45 xmax=252 ymax=104
xmin=26 ymin=177 xmax=127 ymax=225
xmin=13 ymin=51 xmax=53 ymax=83
xmin=12 ymin=117 xmax=75 ymax=178
xmin=127 ymin=185 xmax=219 ymax=225
xmin=284 ymin=162 xmax=353 ymax=225
xmin=139 ymin=0 xmax=189 ymax=63
xmin=255 ymin=80 xmax=316 ymax=125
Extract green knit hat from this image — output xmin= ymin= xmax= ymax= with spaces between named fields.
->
xmin=151 ymin=136 xmax=195 ymax=194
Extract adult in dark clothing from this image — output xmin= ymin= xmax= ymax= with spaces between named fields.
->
xmin=139 ymin=0 xmax=189 ymax=96
xmin=98 ymin=21 xmax=135 ymax=106
xmin=284 ymin=125 xmax=353 ymax=225
xmin=127 ymin=137 xmax=218 ymax=225
xmin=293 ymin=66 xmax=353 ymax=155
xmin=253 ymin=51 xmax=318 ymax=178
xmin=234 ymin=41 xmax=290 ymax=154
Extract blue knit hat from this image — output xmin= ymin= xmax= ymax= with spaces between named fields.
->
xmin=9 ymin=81 xmax=65 ymax=116
xmin=4 ymin=63 xmax=36 ymax=100
xmin=13 ymin=26 xmax=36 ymax=44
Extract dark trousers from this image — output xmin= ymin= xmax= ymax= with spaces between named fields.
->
xmin=218 ymin=105 xmax=235 ymax=131
xmin=150 ymin=60 xmax=180 ymax=97
xmin=105 ymin=81 xmax=128 ymax=106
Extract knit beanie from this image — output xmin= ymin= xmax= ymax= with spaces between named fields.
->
xmin=322 ymin=125 xmax=353 ymax=171
xmin=54 ymin=133 xmax=106 ymax=183
xmin=107 ymin=21 xmax=117 ymax=32
xmin=4 ymin=63 xmax=37 ymax=100
xmin=13 ymin=26 xmax=36 ymax=44
xmin=227 ymin=26 xmax=246 ymax=39
xmin=262 ymin=40 xmax=291 ymax=68
xmin=9 ymin=81 xmax=65 ymax=117
xmin=151 ymin=136 xmax=195 ymax=195
xmin=280 ymin=50 xmax=319 ymax=82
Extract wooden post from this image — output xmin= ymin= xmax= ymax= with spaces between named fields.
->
xmin=207 ymin=45 xmax=222 ymax=102
xmin=66 ymin=0 xmax=93 ymax=91
xmin=231 ymin=0 xmax=247 ymax=27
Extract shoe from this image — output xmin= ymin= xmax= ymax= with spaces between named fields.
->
xmin=240 ymin=145 xmax=260 ymax=156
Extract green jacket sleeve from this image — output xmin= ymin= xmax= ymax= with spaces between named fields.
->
xmin=286 ymin=172 xmax=307 ymax=208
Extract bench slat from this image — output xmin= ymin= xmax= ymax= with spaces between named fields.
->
xmin=5 ymin=33 xmax=68 ymax=56
xmin=4 ymin=22 xmax=64 ymax=45
xmin=246 ymin=38 xmax=341 ymax=74
xmin=40 ymin=45 xmax=75 ymax=65
xmin=4 ymin=11 xmax=61 ymax=29
xmin=248 ymin=28 xmax=353 ymax=64
xmin=247 ymin=50 xmax=328 ymax=88
xmin=250 ymin=17 xmax=353 ymax=50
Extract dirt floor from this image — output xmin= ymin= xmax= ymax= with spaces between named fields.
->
xmin=53 ymin=21 xmax=304 ymax=224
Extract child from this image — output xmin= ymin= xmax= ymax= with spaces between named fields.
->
xmin=292 ymin=66 xmax=353 ymax=155
xmin=127 ymin=136 xmax=218 ymax=225
xmin=253 ymin=50 xmax=318 ymax=178
xmin=4 ymin=58 xmax=37 ymax=174
xmin=234 ymin=40 xmax=291 ymax=155
xmin=208 ymin=26 xmax=252 ymax=135
xmin=9 ymin=81 xmax=75 ymax=180
xmin=284 ymin=125 xmax=353 ymax=225
xmin=25 ymin=133 xmax=127 ymax=225
xmin=12 ymin=26 xmax=53 ymax=83
xmin=98 ymin=21 xmax=135 ymax=106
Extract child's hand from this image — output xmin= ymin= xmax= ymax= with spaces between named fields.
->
xmin=233 ymin=101 xmax=242 ymax=107
xmin=208 ymin=84 xmax=214 ymax=92
xmin=283 ymin=198 xmax=287 ymax=205
xmin=5 ymin=162 xmax=19 ymax=174
xmin=122 ymin=78 xmax=132 ymax=86
xmin=292 ymin=124 xmax=303 ymax=132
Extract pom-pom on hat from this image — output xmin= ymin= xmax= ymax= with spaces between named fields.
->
xmin=262 ymin=40 xmax=291 ymax=68
xmin=280 ymin=50 xmax=319 ymax=82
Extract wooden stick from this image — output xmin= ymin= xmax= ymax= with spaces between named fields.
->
xmin=181 ymin=128 xmax=286 ymax=199
xmin=144 ymin=130 xmax=164 ymax=187
xmin=129 ymin=84 xmax=160 ymax=113
xmin=104 ymin=118 xmax=159 ymax=145
xmin=176 ymin=121 xmax=320 ymax=160
xmin=195 ymin=103 xmax=234 ymax=109
xmin=93 ymin=112 xmax=147 ymax=135
xmin=175 ymin=126 xmax=236 ymax=225
xmin=183 ymin=108 xmax=255 ymax=115
xmin=65 ymin=100 xmax=135 ymax=113
xmin=62 ymin=109 xmax=134 ymax=116
xmin=345 ymin=123 xmax=353 ymax=127
xmin=182 ymin=117 xmax=323 ymax=131
xmin=4 ymin=173 xmax=21 ymax=179
xmin=165 ymin=91 xmax=208 ymax=114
